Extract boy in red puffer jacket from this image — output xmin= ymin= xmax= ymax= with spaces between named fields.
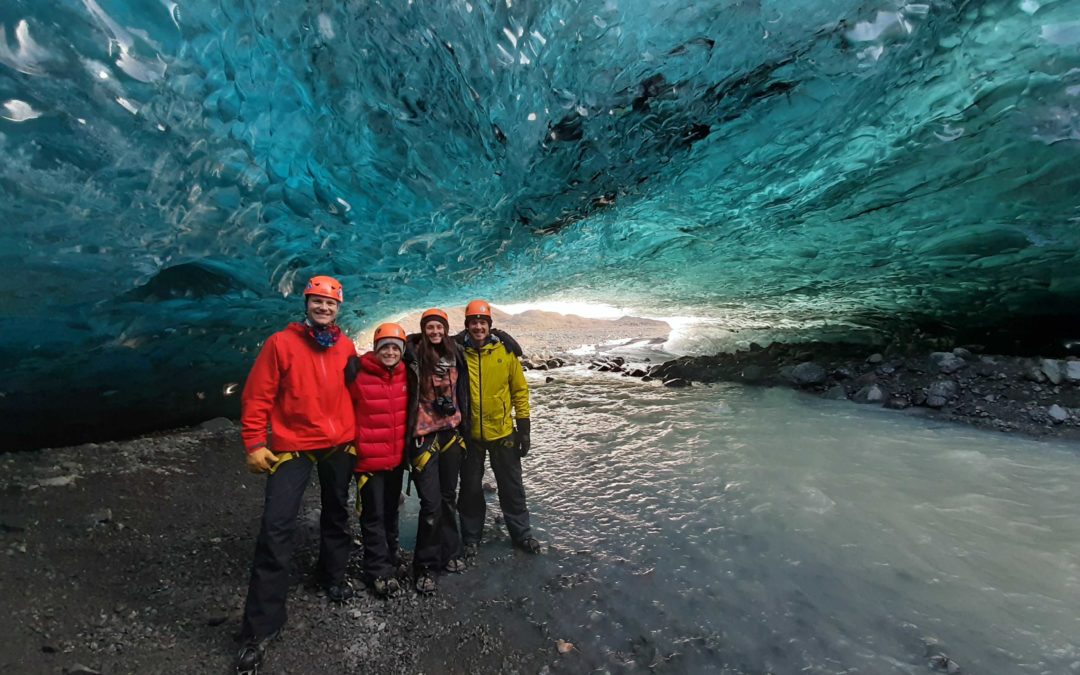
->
xmin=346 ymin=322 xmax=413 ymax=597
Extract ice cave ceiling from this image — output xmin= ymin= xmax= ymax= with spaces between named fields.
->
xmin=2 ymin=0 xmax=1080 ymax=448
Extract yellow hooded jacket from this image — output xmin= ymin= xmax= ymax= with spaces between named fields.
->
xmin=463 ymin=338 xmax=530 ymax=441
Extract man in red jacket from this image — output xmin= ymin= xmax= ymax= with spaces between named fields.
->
xmin=235 ymin=275 xmax=357 ymax=675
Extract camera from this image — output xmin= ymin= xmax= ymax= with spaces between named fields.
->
xmin=433 ymin=395 xmax=457 ymax=417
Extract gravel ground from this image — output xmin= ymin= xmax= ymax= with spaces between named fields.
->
xmin=0 ymin=424 xmax=569 ymax=675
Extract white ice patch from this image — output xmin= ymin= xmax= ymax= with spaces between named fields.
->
xmin=82 ymin=0 xmax=165 ymax=82
xmin=846 ymin=11 xmax=912 ymax=42
xmin=318 ymin=13 xmax=336 ymax=40
xmin=1 ymin=99 xmax=42 ymax=122
xmin=0 ymin=19 xmax=52 ymax=75
xmin=116 ymin=97 xmax=139 ymax=115
xmin=1041 ymin=21 xmax=1080 ymax=46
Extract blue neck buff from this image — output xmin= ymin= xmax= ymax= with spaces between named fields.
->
xmin=305 ymin=321 xmax=342 ymax=349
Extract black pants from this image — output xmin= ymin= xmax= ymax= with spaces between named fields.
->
xmin=459 ymin=434 xmax=532 ymax=545
xmin=240 ymin=448 xmax=355 ymax=641
xmin=358 ymin=467 xmax=404 ymax=581
xmin=411 ymin=431 xmax=464 ymax=572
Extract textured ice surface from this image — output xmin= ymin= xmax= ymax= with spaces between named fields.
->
xmin=2 ymin=0 xmax=1080 ymax=447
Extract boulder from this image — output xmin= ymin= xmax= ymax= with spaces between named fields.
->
xmin=647 ymin=363 xmax=671 ymax=378
xmin=866 ymin=353 xmax=884 ymax=364
xmin=1048 ymin=404 xmax=1068 ymax=423
xmin=1040 ymin=359 xmax=1063 ymax=385
xmin=951 ymin=347 xmax=973 ymax=360
xmin=198 ymin=417 xmax=234 ymax=432
xmin=546 ymin=359 xmax=562 ymax=370
xmin=927 ymin=380 xmax=959 ymax=400
xmin=883 ymin=396 xmax=911 ymax=410
xmin=629 ymin=368 xmax=647 ymax=377
xmin=663 ymin=378 xmax=690 ymax=388
xmin=1066 ymin=361 xmax=1080 ymax=383
xmin=929 ymin=352 xmax=967 ymax=374
xmin=1024 ymin=367 xmax=1047 ymax=383
xmin=790 ymin=362 xmax=827 ymax=386
xmin=853 ymin=384 xmax=886 ymax=404
xmin=925 ymin=395 xmax=948 ymax=409
xmin=823 ymin=385 xmax=848 ymax=400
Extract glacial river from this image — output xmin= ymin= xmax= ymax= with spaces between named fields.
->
xmin=455 ymin=367 xmax=1080 ymax=674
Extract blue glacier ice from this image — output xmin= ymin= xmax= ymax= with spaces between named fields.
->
xmin=2 ymin=0 xmax=1080 ymax=448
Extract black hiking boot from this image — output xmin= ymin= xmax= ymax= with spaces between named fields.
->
xmin=234 ymin=629 xmax=279 ymax=675
xmin=372 ymin=576 xmax=401 ymax=598
xmin=514 ymin=537 xmax=542 ymax=554
xmin=415 ymin=572 xmax=437 ymax=595
xmin=325 ymin=583 xmax=353 ymax=603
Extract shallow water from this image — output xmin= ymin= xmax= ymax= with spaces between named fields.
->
xmin=470 ymin=368 xmax=1080 ymax=673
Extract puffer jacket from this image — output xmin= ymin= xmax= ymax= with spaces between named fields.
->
xmin=349 ymin=351 xmax=409 ymax=472
xmin=241 ymin=322 xmax=356 ymax=453
xmin=461 ymin=336 xmax=529 ymax=442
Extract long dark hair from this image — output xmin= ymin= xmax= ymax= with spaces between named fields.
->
xmin=417 ymin=329 xmax=460 ymax=400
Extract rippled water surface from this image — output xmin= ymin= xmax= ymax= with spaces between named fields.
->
xmin=479 ymin=368 xmax=1080 ymax=674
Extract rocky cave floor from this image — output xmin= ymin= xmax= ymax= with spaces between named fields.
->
xmin=0 ymin=425 xmax=567 ymax=675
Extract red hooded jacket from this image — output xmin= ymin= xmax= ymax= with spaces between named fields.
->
xmin=348 ymin=351 xmax=409 ymax=473
xmin=241 ymin=323 xmax=356 ymax=453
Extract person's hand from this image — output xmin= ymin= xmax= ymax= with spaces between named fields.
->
xmin=515 ymin=419 xmax=531 ymax=457
xmin=246 ymin=447 xmax=278 ymax=474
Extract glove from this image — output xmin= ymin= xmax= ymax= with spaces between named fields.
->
xmin=344 ymin=355 xmax=361 ymax=384
xmin=515 ymin=418 xmax=531 ymax=457
xmin=246 ymin=447 xmax=278 ymax=474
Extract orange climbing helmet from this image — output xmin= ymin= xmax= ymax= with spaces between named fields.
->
xmin=303 ymin=275 xmax=344 ymax=303
xmin=420 ymin=308 xmax=450 ymax=331
xmin=373 ymin=322 xmax=407 ymax=351
xmin=464 ymin=299 xmax=493 ymax=325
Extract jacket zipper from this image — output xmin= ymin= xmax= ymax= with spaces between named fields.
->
xmin=319 ymin=349 xmax=337 ymax=439
xmin=477 ymin=345 xmax=484 ymax=441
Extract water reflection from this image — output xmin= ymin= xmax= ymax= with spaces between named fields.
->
xmin=500 ymin=368 xmax=1080 ymax=673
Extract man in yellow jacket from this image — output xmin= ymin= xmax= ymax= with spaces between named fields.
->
xmin=457 ymin=299 xmax=541 ymax=555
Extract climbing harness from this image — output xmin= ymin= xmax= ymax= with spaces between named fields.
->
xmin=354 ymin=471 xmax=373 ymax=515
xmin=267 ymin=443 xmax=356 ymax=475
xmin=410 ymin=431 xmax=464 ymax=473
xmin=403 ymin=430 xmax=464 ymax=497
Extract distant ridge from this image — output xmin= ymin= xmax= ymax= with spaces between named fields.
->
xmin=389 ymin=307 xmax=670 ymax=356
